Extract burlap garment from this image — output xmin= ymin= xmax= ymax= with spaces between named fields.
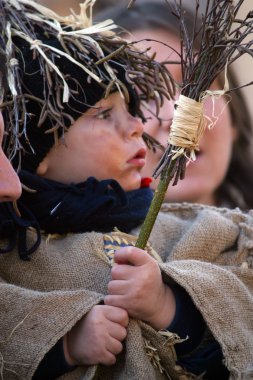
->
xmin=0 ymin=203 xmax=252 ymax=379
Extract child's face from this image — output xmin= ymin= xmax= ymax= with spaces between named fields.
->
xmin=37 ymin=92 xmax=147 ymax=191
xmin=133 ymin=28 xmax=237 ymax=206
xmin=0 ymin=111 xmax=22 ymax=202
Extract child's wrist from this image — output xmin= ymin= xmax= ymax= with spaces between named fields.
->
xmin=147 ymin=285 xmax=176 ymax=330
xmin=63 ymin=333 xmax=77 ymax=366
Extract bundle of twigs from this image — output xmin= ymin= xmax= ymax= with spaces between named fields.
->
xmin=135 ymin=0 xmax=253 ymax=248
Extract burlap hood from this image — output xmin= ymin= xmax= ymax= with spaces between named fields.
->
xmin=0 ymin=203 xmax=253 ymax=379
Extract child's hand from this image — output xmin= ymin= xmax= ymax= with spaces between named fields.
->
xmin=104 ymin=247 xmax=176 ymax=330
xmin=63 ymin=305 xmax=128 ymax=366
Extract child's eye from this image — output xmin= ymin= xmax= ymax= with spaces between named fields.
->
xmin=95 ymin=108 xmax=112 ymax=120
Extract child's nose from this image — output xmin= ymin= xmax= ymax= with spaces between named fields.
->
xmin=128 ymin=115 xmax=144 ymax=138
xmin=0 ymin=152 xmax=22 ymax=202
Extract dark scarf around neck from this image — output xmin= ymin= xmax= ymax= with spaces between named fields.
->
xmin=6 ymin=171 xmax=153 ymax=259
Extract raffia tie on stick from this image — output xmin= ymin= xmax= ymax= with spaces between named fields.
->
xmin=152 ymin=94 xmax=209 ymax=185
xmin=154 ymin=70 xmax=230 ymax=182
xmin=167 ymin=95 xmax=205 ymax=162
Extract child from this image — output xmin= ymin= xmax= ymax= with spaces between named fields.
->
xmin=1 ymin=1 xmax=253 ymax=379
xmin=1 ymin=1 xmax=179 ymax=379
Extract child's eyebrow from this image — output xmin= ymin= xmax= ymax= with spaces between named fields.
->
xmin=96 ymin=107 xmax=112 ymax=114
xmin=87 ymin=105 xmax=109 ymax=114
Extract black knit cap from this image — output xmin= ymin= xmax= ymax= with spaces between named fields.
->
xmin=11 ymin=32 xmax=139 ymax=173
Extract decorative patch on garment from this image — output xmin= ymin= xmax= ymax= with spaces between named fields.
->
xmin=103 ymin=232 xmax=134 ymax=264
xmin=103 ymin=230 xmax=162 ymax=265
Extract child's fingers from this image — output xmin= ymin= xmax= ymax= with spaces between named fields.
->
xmin=106 ymin=336 xmax=124 ymax=356
xmin=114 ymin=246 xmax=152 ymax=266
xmin=111 ymin=263 xmax=134 ymax=280
xmin=108 ymin=279 xmax=128 ymax=295
xmin=107 ymin=321 xmax=128 ymax=342
xmin=104 ymin=294 xmax=125 ymax=310
xmin=103 ymin=305 xmax=129 ymax=327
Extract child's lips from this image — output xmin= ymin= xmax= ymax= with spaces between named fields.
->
xmin=127 ymin=148 xmax=147 ymax=167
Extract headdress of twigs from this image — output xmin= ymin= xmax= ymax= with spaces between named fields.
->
xmin=135 ymin=0 xmax=253 ymax=248
xmin=0 ymin=0 xmax=175 ymax=164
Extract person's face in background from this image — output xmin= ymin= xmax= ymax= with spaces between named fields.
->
xmin=135 ymin=28 xmax=237 ymax=205
xmin=0 ymin=111 xmax=22 ymax=202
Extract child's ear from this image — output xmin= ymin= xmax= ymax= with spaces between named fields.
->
xmin=36 ymin=158 xmax=49 ymax=176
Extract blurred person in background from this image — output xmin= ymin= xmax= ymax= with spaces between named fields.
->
xmin=38 ymin=0 xmax=125 ymax=16
xmin=95 ymin=0 xmax=253 ymax=210
xmin=37 ymin=0 xmax=80 ymax=15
